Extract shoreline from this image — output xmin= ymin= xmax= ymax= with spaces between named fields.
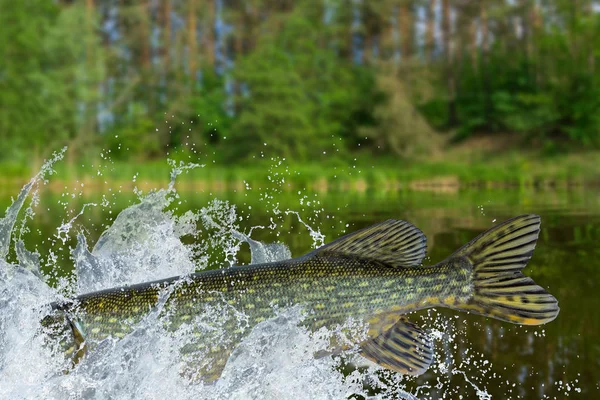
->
xmin=0 ymin=174 xmax=597 ymax=196
xmin=0 ymin=150 xmax=598 ymax=194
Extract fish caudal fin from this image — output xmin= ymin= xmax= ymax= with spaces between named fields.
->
xmin=453 ymin=214 xmax=559 ymax=325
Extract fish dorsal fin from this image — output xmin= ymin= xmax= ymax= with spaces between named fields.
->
xmin=360 ymin=317 xmax=433 ymax=376
xmin=312 ymin=220 xmax=427 ymax=268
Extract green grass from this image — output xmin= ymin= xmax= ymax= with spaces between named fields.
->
xmin=0 ymin=149 xmax=599 ymax=193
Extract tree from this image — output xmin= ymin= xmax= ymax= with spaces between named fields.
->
xmin=0 ymin=0 xmax=104 ymax=164
xmin=230 ymin=8 xmax=378 ymax=161
xmin=360 ymin=67 xmax=440 ymax=157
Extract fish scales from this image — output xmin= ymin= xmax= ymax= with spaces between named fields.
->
xmin=42 ymin=216 xmax=559 ymax=380
xmin=72 ymin=255 xmax=470 ymax=342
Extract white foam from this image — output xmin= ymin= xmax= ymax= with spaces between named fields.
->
xmin=0 ymin=158 xmax=579 ymax=399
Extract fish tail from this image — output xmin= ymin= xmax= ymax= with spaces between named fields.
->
xmin=453 ymin=215 xmax=559 ymax=325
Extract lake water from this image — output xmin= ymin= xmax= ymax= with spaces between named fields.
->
xmin=0 ymin=171 xmax=598 ymax=399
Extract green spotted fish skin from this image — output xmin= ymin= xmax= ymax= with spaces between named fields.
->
xmin=43 ymin=215 xmax=559 ymax=380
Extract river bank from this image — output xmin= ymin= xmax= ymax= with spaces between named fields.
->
xmin=0 ymin=147 xmax=598 ymax=194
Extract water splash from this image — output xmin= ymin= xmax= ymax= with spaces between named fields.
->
xmin=284 ymin=210 xmax=325 ymax=249
xmin=0 ymin=148 xmax=66 ymax=279
xmin=79 ymin=189 xmax=196 ymax=292
xmin=0 ymin=155 xmax=581 ymax=399
xmin=211 ymin=307 xmax=365 ymax=400
xmin=232 ymin=231 xmax=291 ymax=265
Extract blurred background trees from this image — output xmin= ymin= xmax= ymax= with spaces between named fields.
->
xmin=0 ymin=0 xmax=599 ymax=165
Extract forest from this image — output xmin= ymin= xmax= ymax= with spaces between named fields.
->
xmin=1 ymin=0 xmax=599 ymax=167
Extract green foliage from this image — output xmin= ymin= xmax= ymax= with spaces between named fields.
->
xmin=0 ymin=0 xmax=105 ymax=163
xmin=106 ymin=106 xmax=163 ymax=159
xmin=421 ymin=4 xmax=600 ymax=147
xmin=557 ymin=73 xmax=600 ymax=146
xmin=229 ymin=10 xmax=377 ymax=162
xmin=0 ymin=0 xmax=599 ymax=169
xmin=360 ymin=67 xmax=440 ymax=158
xmin=187 ymin=70 xmax=234 ymax=148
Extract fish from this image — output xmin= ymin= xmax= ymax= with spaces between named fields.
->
xmin=41 ymin=214 xmax=559 ymax=381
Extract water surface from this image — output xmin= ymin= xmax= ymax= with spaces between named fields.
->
xmin=0 ymin=182 xmax=597 ymax=399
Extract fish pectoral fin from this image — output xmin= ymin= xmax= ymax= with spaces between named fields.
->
xmin=310 ymin=220 xmax=427 ymax=268
xmin=181 ymin=344 xmax=231 ymax=383
xmin=360 ymin=317 xmax=433 ymax=376
xmin=68 ymin=319 xmax=87 ymax=365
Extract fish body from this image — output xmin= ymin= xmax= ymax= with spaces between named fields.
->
xmin=43 ymin=215 xmax=559 ymax=379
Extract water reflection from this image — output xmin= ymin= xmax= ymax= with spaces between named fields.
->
xmin=0 ymin=186 xmax=597 ymax=398
xmin=412 ymin=208 xmax=597 ymax=399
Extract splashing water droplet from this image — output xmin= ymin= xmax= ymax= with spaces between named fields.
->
xmin=0 ymin=153 xmax=577 ymax=399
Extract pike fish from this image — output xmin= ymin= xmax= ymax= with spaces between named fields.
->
xmin=42 ymin=215 xmax=559 ymax=380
